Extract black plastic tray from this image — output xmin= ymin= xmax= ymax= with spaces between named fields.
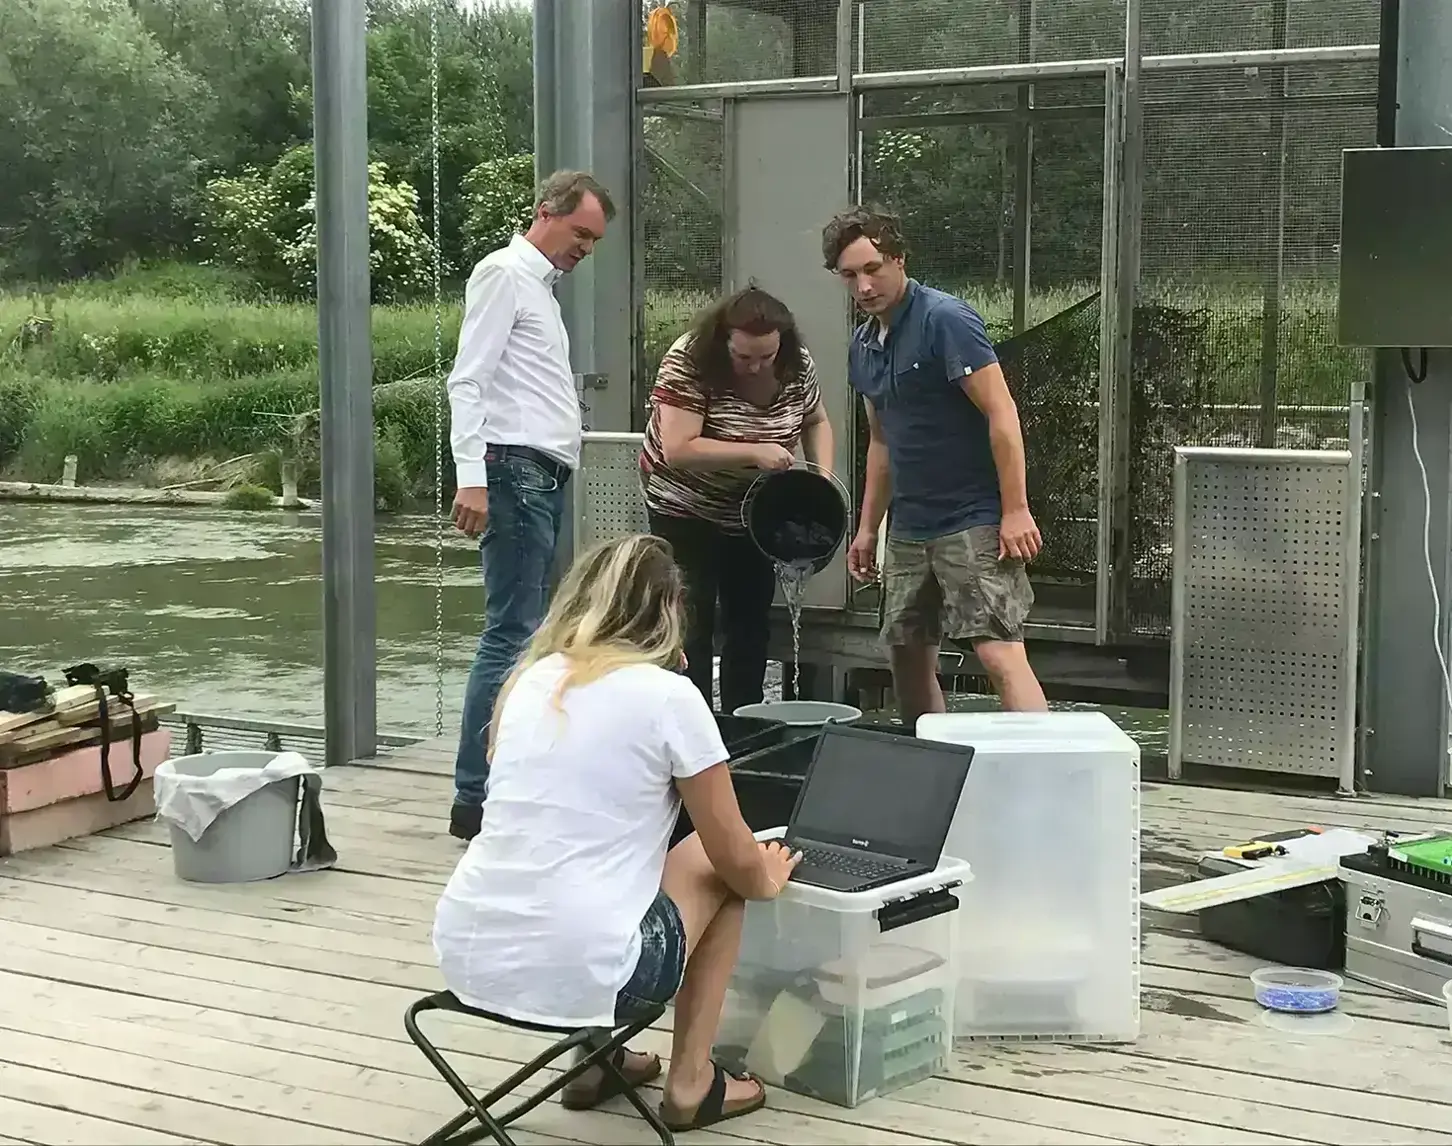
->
xmin=671 ymin=719 xmax=917 ymax=847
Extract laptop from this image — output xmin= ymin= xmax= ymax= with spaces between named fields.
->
xmin=781 ymin=724 xmax=974 ymax=894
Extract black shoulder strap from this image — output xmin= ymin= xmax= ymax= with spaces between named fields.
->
xmin=64 ymin=663 xmax=144 ymax=803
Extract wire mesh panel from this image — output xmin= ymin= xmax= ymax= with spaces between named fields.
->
xmin=643 ymin=0 xmax=839 ymax=85
xmin=860 ymin=0 xmax=1125 ymax=70
xmin=640 ymin=104 xmax=724 ymax=389
xmin=858 ymin=80 xmax=1107 ymax=604
xmin=1142 ymin=0 xmax=1380 ymax=54
xmin=1170 ymin=449 xmax=1356 ymax=782
xmin=996 ymin=295 xmax=1102 ymax=583
xmin=1126 ymin=59 xmax=1377 ymax=635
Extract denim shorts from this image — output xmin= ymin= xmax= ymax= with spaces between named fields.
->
xmin=614 ymin=891 xmax=687 ymax=1024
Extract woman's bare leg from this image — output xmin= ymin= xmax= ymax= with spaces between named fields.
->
xmin=659 ymin=833 xmax=760 ymax=1110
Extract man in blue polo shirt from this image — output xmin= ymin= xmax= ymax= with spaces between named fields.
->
xmin=822 ymin=205 xmax=1048 ymax=723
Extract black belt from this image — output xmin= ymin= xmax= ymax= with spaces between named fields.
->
xmin=484 ymin=444 xmax=572 ymax=483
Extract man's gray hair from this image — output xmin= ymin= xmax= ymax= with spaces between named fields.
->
xmin=536 ymin=170 xmax=617 ymax=221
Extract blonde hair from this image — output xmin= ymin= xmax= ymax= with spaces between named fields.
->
xmin=489 ymin=534 xmax=686 ymax=743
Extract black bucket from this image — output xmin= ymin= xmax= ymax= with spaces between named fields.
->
xmin=741 ymin=465 xmax=849 ymax=575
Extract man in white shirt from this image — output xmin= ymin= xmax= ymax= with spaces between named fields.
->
xmin=446 ymin=169 xmax=616 ymax=841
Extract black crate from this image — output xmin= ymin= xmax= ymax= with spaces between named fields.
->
xmin=713 ymin=712 xmax=788 ymax=759
xmin=670 ymin=720 xmax=919 ymax=848
xmin=1197 ymin=853 xmax=1345 ymax=970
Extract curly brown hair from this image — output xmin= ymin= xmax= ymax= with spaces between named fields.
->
xmin=683 ymin=285 xmax=806 ymax=392
xmin=820 ymin=205 xmax=908 ymax=271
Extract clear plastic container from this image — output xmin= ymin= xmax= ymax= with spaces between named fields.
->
xmin=712 ymin=832 xmax=970 ymax=1108
xmin=1250 ymin=966 xmax=1343 ymax=1013
xmin=915 ymin=711 xmax=1141 ymax=1043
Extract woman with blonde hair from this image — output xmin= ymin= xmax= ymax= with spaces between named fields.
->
xmin=433 ymin=533 xmax=801 ymax=1133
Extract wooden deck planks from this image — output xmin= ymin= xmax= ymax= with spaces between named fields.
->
xmin=0 ymin=737 xmax=1449 ymax=1145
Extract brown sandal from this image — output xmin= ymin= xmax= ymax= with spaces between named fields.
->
xmin=560 ymin=1047 xmax=661 ymax=1111
xmin=660 ymin=1062 xmax=767 ymax=1131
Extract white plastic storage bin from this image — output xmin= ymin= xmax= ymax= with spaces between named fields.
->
xmin=916 ymin=711 xmax=1140 ymax=1042
xmin=713 ymin=845 xmax=970 ymax=1108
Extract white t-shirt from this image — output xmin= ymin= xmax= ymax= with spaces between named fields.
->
xmin=432 ymin=654 xmax=728 ymax=1027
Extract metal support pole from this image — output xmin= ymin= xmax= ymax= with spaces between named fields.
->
xmin=536 ymin=0 xmax=635 ymax=437
xmin=536 ymin=0 xmax=635 ymax=581
xmin=1256 ymin=0 xmax=1291 ymax=449
xmin=1361 ymin=0 xmax=1452 ymax=796
xmin=1094 ymin=62 xmax=1122 ymax=645
xmin=1011 ymin=0 xmax=1036 ymax=335
xmin=311 ymin=0 xmax=376 ymax=766
xmin=1108 ymin=0 xmax=1143 ymax=638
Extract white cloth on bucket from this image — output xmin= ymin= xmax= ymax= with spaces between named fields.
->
xmin=155 ymin=751 xmax=314 ymax=843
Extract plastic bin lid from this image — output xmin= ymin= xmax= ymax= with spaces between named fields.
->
xmin=753 ymin=827 xmax=972 ymax=911
xmin=916 ymin=711 xmax=1139 ymax=753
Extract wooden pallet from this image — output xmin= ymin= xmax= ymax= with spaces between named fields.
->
xmin=0 ymin=697 xmax=173 ymax=768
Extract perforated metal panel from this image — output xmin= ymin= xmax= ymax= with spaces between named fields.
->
xmin=1169 ymin=448 xmax=1359 ymax=782
xmin=572 ymin=432 xmax=649 ymax=557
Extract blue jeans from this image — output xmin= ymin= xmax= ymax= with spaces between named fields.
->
xmin=454 ymin=448 xmax=569 ymax=809
xmin=615 ymin=891 xmax=687 ymax=1024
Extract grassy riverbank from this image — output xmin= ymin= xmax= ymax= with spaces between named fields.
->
xmin=0 ymin=262 xmax=1359 ymax=505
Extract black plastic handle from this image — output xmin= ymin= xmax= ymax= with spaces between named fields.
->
xmin=877 ymin=886 xmax=960 ymax=934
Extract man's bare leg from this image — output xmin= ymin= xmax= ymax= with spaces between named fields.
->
xmin=974 ymin=639 xmax=1048 ymax=711
xmin=658 ymin=833 xmax=760 ymax=1112
xmin=889 ymin=642 xmax=947 ymax=729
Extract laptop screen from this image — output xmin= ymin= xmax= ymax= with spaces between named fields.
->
xmin=789 ymin=726 xmax=972 ymax=865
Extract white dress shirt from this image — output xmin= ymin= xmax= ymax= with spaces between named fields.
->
xmin=447 ymin=234 xmax=582 ymax=489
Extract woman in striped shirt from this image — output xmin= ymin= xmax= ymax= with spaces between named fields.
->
xmin=640 ymin=286 xmax=835 ymax=713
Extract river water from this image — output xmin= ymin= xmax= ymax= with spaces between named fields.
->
xmin=0 ymin=502 xmax=1168 ymax=749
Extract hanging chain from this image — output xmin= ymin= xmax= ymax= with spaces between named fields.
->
xmin=430 ymin=6 xmax=446 ymax=740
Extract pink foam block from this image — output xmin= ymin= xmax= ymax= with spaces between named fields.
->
xmin=0 ymin=729 xmax=173 ymax=814
xmin=0 ymin=780 xmax=156 ymax=856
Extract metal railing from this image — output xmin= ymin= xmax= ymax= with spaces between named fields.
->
xmin=161 ymin=711 xmax=421 ymax=761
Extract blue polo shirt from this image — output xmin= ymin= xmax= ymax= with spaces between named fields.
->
xmin=848 ymin=280 xmax=1001 ymax=541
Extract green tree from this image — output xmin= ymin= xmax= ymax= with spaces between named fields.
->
xmin=128 ymin=0 xmax=312 ymax=173
xmin=203 ymin=143 xmax=435 ymax=301
xmin=0 ymin=0 xmax=210 ymax=280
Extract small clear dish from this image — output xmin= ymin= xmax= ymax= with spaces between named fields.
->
xmin=1250 ymin=966 xmax=1343 ymax=1014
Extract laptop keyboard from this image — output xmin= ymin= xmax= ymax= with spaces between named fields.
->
xmin=796 ymin=844 xmax=904 ymax=881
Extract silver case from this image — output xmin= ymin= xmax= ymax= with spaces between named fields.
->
xmin=1338 ymin=863 xmax=1452 ymax=1003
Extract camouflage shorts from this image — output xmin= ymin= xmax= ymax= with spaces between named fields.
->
xmin=880 ymin=524 xmax=1034 ymax=647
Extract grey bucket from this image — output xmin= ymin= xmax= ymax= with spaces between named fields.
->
xmin=733 ymin=700 xmax=863 ymax=727
xmin=157 ymin=752 xmax=299 ymax=883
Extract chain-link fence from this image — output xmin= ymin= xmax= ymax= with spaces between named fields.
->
xmin=643 ymin=0 xmax=839 ymax=86
xmin=859 ymin=75 xmax=1107 ymax=596
xmin=1126 ymin=53 xmax=1377 ymax=634
xmin=637 ymin=0 xmax=1380 ymax=641
xmin=640 ymin=103 xmax=724 ymax=398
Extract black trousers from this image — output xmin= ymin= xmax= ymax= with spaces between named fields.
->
xmin=648 ymin=510 xmax=778 ymax=714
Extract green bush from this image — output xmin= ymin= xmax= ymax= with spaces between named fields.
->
xmin=0 ymin=271 xmax=1363 ymax=498
xmin=201 ymin=145 xmax=437 ymax=302
xmin=222 ymin=483 xmax=277 ymax=510
xmin=0 ymin=290 xmax=458 ymax=385
xmin=461 ymin=153 xmax=535 ymax=264
xmin=373 ymin=427 xmax=411 ymax=513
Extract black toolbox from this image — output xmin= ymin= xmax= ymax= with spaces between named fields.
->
xmin=1196 ymin=828 xmax=1346 ymax=970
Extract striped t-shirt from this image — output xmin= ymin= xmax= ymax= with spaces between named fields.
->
xmin=641 ymin=333 xmax=823 ymax=531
